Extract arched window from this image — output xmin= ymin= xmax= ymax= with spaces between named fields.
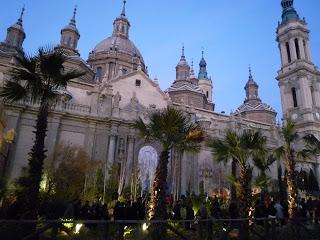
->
xmin=291 ymin=87 xmax=298 ymax=107
xmin=67 ymin=37 xmax=72 ymax=47
xmin=121 ymin=26 xmax=125 ymax=33
xmin=206 ymin=91 xmax=209 ymax=98
xmin=96 ymin=67 xmax=102 ymax=81
xmin=286 ymin=42 xmax=291 ymax=63
xmin=295 ymin=38 xmax=301 ymax=60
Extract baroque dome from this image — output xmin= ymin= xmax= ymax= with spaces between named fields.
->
xmin=93 ymin=36 xmax=144 ymax=64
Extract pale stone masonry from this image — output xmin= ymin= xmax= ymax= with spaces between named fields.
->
xmin=0 ymin=0 xmax=319 ymax=197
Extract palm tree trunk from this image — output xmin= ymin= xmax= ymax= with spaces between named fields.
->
xmin=231 ymin=158 xmax=237 ymax=201
xmin=285 ymin=152 xmax=298 ymax=219
xmin=148 ymin=149 xmax=169 ymax=239
xmin=26 ymin=98 xmax=49 ymax=219
xmin=239 ymin=165 xmax=252 ymax=240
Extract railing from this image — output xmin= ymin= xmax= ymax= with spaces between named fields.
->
xmin=0 ymin=218 xmax=319 ymax=240
xmin=7 ymin=98 xmax=91 ymax=115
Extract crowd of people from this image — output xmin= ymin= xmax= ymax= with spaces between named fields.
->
xmin=2 ymin=193 xmax=320 ymax=225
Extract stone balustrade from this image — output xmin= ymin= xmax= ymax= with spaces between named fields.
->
xmin=7 ymin=98 xmax=91 ymax=115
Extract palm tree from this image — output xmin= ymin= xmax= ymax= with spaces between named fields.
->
xmin=133 ymin=107 xmax=204 ymax=236
xmin=253 ymin=155 xmax=277 ymax=188
xmin=274 ymin=120 xmax=310 ymax=219
xmin=0 ymin=47 xmax=84 ymax=219
xmin=208 ymin=129 xmax=267 ymax=239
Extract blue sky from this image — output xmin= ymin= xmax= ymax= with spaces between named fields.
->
xmin=1 ymin=0 xmax=320 ymax=119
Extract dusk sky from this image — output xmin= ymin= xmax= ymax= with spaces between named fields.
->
xmin=1 ymin=0 xmax=320 ymax=120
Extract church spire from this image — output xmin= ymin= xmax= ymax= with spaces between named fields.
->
xmin=121 ymin=0 xmax=127 ymax=17
xmin=70 ymin=6 xmax=77 ymax=25
xmin=245 ymin=65 xmax=259 ymax=102
xmin=190 ymin=59 xmax=196 ymax=78
xmin=180 ymin=45 xmax=186 ymax=61
xmin=281 ymin=0 xmax=299 ymax=23
xmin=176 ymin=45 xmax=190 ymax=81
xmin=112 ymin=0 xmax=130 ymax=38
xmin=17 ymin=6 xmax=25 ymax=26
xmin=198 ymin=50 xmax=208 ymax=80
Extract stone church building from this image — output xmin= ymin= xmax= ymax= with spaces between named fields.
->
xmin=0 ymin=0 xmax=319 ymax=197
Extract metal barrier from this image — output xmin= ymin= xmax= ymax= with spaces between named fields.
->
xmin=0 ymin=218 xmax=320 ymax=240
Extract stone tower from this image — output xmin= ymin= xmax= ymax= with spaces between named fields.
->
xmin=2 ymin=7 xmax=25 ymax=50
xmin=276 ymin=0 xmax=320 ymax=136
xmin=59 ymin=7 xmax=80 ymax=55
xmin=198 ymin=51 xmax=213 ymax=103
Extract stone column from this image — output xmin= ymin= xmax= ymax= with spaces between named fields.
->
xmin=106 ymin=124 xmax=118 ymax=173
xmin=289 ymin=39 xmax=297 ymax=61
xmin=313 ymin=83 xmax=320 ymax=107
xmin=124 ymin=134 xmax=135 ymax=187
xmin=84 ymin=122 xmax=97 ymax=160
xmin=46 ymin=115 xmax=62 ymax=158
xmin=298 ymin=38 xmax=306 ymax=60
xmin=305 ymin=40 xmax=312 ymax=62
xmin=280 ymin=43 xmax=288 ymax=66
xmin=180 ymin=152 xmax=188 ymax=195
xmin=299 ymin=76 xmax=312 ymax=109
xmin=5 ymin=110 xmax=22 ymax=180
xmin=279 ymin=83 xmax=289 ymax=113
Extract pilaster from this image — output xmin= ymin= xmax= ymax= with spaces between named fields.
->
xmin=124 ymin=131 xmax=135 ymax=187
xmin=84 ymin=122 xmax=97 ymax=160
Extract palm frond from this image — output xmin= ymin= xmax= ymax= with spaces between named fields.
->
xmin=207 ymin=137 xmax=231 ymax=163
xmin=274 ymin=146 xmax=284 ymax=160
xmin=282 ymin=119 xmax=298 ymax=143
xmin=132 ymin=117 xmax=151 ymax=142
xmin=254 ymin=175 xmax=271 ymax=189
xmin=226 ymin=174 xmax=241 ymax=189
xmin=0 ymin=81 xmax=27 ymax=102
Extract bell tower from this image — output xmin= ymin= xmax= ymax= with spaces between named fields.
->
xmin=2 ymin=7 xmax=26 ymax=50
xmin=276 ymin=0 xmax=320 ymax=136
xmin=112 ymin=0 xmax=130 ymax=39
xmin=59 ymin=6 xmax=80 ymax=55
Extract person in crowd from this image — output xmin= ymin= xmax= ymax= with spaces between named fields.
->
xmin=81 ymin=201 xmax=90 ymax=219
xmin=172 ymin=200 xmax=182 ymax=220
xmin=185 ymin=199 xmax=194 ymax=230
xmin=211 ymin=197 xmax=221 ymax=219
xmin=136 ymin=197 xmax=145 ymax=220
xmin=63 ymin=200 xmax=75 ymax=219
xmin=274 ymin=199 xmax=284 ymax=225
xmin=306 ymin=197 xmax=314 ymax=218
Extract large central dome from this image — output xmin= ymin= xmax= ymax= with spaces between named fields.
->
xmin=87 ymin=1 xmax=146 ymax=81
xmin=93 ymin=36 xmax=144 ymax=64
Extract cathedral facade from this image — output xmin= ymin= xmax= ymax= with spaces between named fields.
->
xmin=0 ymin=0 xmax=319 ymax=197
